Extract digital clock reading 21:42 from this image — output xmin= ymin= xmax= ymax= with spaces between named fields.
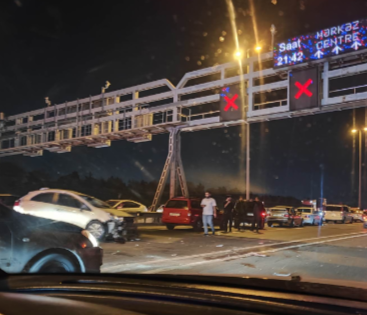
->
xmin=273 ymin=18 xmax=367 ymax=68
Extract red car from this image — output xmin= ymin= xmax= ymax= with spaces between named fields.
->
xmin=162 ymin=197 xmax=223 ymax=231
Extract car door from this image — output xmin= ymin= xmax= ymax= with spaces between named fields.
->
xmin=344 ymin=206 xmax=353 ymax=222
xmin=53 ymin=193 xmax=90 ymax=228
xmin=26 ymin=192 xmax=59 ymax=220
xmin=119 ymin=201 xmax=143 ymax=213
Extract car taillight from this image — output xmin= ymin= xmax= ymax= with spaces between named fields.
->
xmin=261 ymin=212 xmax=266 ymax=217
xmin=14 ymin=200 xmax=20 ymax=207
xmin=284 ymin=214 xmax=289 ymax=218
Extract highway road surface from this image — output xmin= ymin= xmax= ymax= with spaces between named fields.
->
xmin=101 ymin=222 xmax=367 ymax=285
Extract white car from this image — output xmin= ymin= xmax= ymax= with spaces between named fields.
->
xmin=350 ymin=208 xmax=364 ymax=222
xmin=105 ymin=199 xmax=148 ymax=214
xmin=296 ymin=206 xmax=323 ymax=225
xmin=323 ymin=204 xmax=353 ymax=224
xmin=14 ymin=189 xmax=132 ymax=240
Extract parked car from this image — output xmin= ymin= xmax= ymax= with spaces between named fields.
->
xmin=267 ymin=206 xmax=303 ymax=227
xmin=240 ymin=201 xmax=266 ymax=229
xmin=0 ymin=194 xmax=19 ymax=207
xmin=323 ymin=204 xmax=353 ymax=224
xmin=156 ymin=204 xmax=165 ymax=213
xmin=162 ymin=196 xmax=223 ymax=231
xmin=296 ymin=206 xmax=323 ymax=225
xmin=350 ymin=208 xmax=364 ymax=222
xmin=0 ymin=201 xmax=102 ymax=273
xmin=105 ymin=199 xmax=148 ymax=215
xmin=13 ymin=188 xmax=133 ymax=241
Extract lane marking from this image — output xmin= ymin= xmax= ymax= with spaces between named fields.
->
xmin=103 ymin=231 xmax=366 ymax=272
xmin=143 ymin=232 xmax=367 ymax=274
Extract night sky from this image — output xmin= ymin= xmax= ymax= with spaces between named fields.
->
xmin=1 ymin=0 xmax=367 ymax=206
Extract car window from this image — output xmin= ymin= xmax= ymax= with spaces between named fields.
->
xmin=166 ymin=200 xmax=188 ymax=209
xmin=57 ymin=194 xmax=82 ymax=208
xmin=79 ymin=195 xmax=110 ymax=208
xmin=325 ymin=206 xmax=342 ymax=211
xmin=343 ymin=207 xmax=349 ymax=212
xmin=298 ymin=208 xmax=311 ymax=213
xmin=31 ymin=193 xmax=56 ymax=204
xmin=123 ymin=202 xmax=140 ymax=208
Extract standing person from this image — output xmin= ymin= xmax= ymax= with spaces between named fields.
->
xmin=223 ymin=196 xmax=235 ymax=233
xmin=235 ymin=196 xmax=246 ymax=231
xmin=200 ymin=191 xmax=217 ymax=236
xmin=251 ymin=196 xmax=263 ymax=233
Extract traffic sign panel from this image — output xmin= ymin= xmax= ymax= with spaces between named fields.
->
xmin=290 ymin=68 xmax=319 ymax=111
xmin=220 ymin=85 xmax=243 ymax=122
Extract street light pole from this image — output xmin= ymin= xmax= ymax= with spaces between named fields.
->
xmin=359 ymin=129 xmax=362 ymax=209
xmin=352 ymin=128 xmax=366 ymax=209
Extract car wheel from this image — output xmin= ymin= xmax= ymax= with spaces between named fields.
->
xmin=299 ymin=219 xmax=304 ymax=227
xmin=267 ymin=222 xmax=273 ymax=227
xmin=312 ymin=219 xmax=315 ymax=226
xmin=166 ymin=224 xmax=175 ymax=230
xmin=290 ymin=220 xmax=294 ymax=227
xmin=279 ymin=222 xmax=283 ymax=227
xmin=193 ymin=220 xmax=203 ymax=232
xmin=350 ymin=218 xmax=354 ymax=224
xmin=342 ymin=218 xmax=346 ymax=224
xmin=28 ymin=253 xmax=79 ymax=273
xmin=87 ymin=221 xmax=106 ymax=241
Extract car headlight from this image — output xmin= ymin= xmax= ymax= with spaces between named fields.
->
xmin=81 ymin=230 xmax=99 ymax=247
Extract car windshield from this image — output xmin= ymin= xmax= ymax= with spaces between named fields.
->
xmin=165 ymin=200 xmax=188 ymax=209
xmin=326 ymin=206 xmax=343 ymax=211
xmin=2 ymin=0 xmax=367 ymax=297
xmin=106 ymin=200 xmax=119 ymax=208
xmin=298 ymin=209 xmax=312 ymax=213
xmin=79 ymin=195 xmax=111 ymax=209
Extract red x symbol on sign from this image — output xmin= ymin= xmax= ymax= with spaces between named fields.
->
xmin=294 ymin=79 xmax=313 ymax=99
xmin=224 ymin=94 xmax=239 ymax=111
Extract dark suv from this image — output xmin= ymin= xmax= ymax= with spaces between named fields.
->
xmin=162 ymin=197 xmax=223 ymax=231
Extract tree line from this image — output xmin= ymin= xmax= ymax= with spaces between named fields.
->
xmin=0 ymin=162 xmax=302 ymax=208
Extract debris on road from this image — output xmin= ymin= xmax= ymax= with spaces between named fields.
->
xmin=248 ymin=252 xmax=268 ymax=257
xmin=216 ymin=244 xmax=224 ymax=247
xmin=171 ymin=254 xmax=177 ymax=257
xmin=274 ymin=272 xmax=291 ymax=277
xmin=242 ymin=263 xmax=256 ymax=268
xmin=111 ymin=250 xmax=120 ymax=255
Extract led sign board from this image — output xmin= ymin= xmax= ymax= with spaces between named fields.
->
xmin=274 ymin=18 xmax=367 ymax=68
xmin=220 ymin=85 xmax=243 ymax=122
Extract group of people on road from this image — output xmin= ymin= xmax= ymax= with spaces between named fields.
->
xmin=200 ymin=192 xmax=265 ymax=236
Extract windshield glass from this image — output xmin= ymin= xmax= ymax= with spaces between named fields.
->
xmin=106 ymin=200 xmax=119 ymax=208
xmin=165 ymin=200 xmax=188 ymax=209
xmin=2 ymin=0 xmax=367 ymax=294
xmin=79 ymin=195 xmax=111 ymax=209
xmin=326 ymin=206 xmax=343 ymax=211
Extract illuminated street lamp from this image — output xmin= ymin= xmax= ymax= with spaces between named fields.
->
xmin=255 ymin=45 xmax=262 ymax=53
xmin=351 ymin=128 xmax=367 ymax=209
xmin=234 ymin=50 xmax=243 ymax=60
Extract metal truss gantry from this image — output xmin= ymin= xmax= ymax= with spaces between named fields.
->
xmin=2 ymin=50 xmax=367 ymax=209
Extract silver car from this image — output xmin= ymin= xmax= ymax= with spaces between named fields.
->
xmin=296 ymin=207 xmax=323 ymax=225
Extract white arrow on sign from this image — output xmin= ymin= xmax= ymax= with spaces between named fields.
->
xmin=332 ymin=45 xmax=343 ymax=55
xmin=314 ymin=50 xmax=324 ymax=58
xmin=351 ymin=41 xmax=362 ymax=50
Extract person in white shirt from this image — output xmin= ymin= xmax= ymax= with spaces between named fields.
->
xmin=200 ymin=191 xmax=217 ymax=236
